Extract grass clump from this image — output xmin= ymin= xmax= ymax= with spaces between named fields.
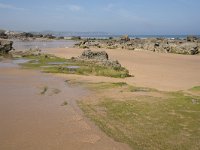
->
xmin=128 ymin=85 xmax=156 ymax=92
xmin=85 ymin=82 xmax=128 ymax=90
xmin=61 ymin=101 xmax=68 ymax=106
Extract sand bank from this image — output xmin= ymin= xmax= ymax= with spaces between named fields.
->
xmin=44 ymin=48 xmax=200 ymax=91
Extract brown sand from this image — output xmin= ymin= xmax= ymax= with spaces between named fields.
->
xmin=44 ymin=48 xmax=200 ymax=91
xmin=0 ymin=63 xmax=130 ymax=150
xmin=1 ymin=47 xmax=199 ymax=149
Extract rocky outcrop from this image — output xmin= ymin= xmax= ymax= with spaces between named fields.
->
xmin=75 ymin=36 xmax=200 ymax=55
xmin=187 ymin=36 xmax=199 ymax=42
xmin=0 ymin=39 xmax=13 ymax=54
xmin=80 ymin=50 xmax=108 ymax=60
xmin=0 ymin=30 xmax=8 ymax=39
xmin=72 ymin=50 xmax=123 ymax=69
xmin=170 ymin=42 xmax=199 ymax=55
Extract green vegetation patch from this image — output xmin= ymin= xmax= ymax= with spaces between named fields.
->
xmin=79 ymin=91 xmax=200 ymax=150
xmin=61 ymin=101 xmax=68 ymax=106
xmin=190 ymin=86 xmax=200 ymax=92
xmin=20 ymin=54 xmax=130 ymax=78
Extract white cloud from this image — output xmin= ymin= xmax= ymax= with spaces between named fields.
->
xmin=68 ymin=5 xmax=81 ymax=12
xmin=0 ymin=3 xmax=25 ymax=10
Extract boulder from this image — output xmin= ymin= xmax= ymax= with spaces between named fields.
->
xmin=187 ymin=36 xmax=199 ymax=42
xmin=120 ymin=35 xmax=130 ymax=42
xmin=73 ymin=50 xmax=126 ymax=70
xmin=0 ymin=39 xmax=13 ymax=54
xmin=80 ymin=50 xmax=108 ymax=60
xmin=0 ymin=30 xmax=8 ymax=39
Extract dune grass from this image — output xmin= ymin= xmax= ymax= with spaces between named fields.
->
xmin=79 ymin=83 xmax=200 ymax=150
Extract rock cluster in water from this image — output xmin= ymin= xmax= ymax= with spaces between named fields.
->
xmin=75 ymin=35 xmax=200 ymax=55
xmin=0 ymin=39 xmax=13 ymax=55
xmin=72 ymin=50 xmax=122 ymax=69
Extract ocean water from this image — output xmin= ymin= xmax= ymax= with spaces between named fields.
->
xmin=79 ymin=35 xmax=200 ymax=39
xmin=48 ymin=31 xmax=200 ymax=39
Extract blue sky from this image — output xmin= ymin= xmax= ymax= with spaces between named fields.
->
xmin=0 ymin=0 xmax=199 ymax=34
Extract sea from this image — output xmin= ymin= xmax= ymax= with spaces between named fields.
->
xmin=37 ymin=31 xmax=200 ymax=40
xmin=77 ymin=35 xmax=200 ymax=40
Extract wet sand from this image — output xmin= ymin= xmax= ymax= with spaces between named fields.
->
xmin=44 ymin=48 xmax=200 ymax=91
xmin=0 ymin=61 xmax=130 ymax=150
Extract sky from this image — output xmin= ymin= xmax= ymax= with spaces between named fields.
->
xmin=0 ymin=0 xmax=200 ymax=35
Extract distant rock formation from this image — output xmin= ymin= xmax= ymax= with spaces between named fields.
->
xmin=0 ymin=30 xmax=8 ymax=39
xmin=0 ymin=39 xmax=13 ymax=55
xmin=75 ymin=35 xmax=200 ymax=55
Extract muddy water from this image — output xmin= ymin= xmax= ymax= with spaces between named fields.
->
xmin=0 ymin=61 xmax=130 ymax=150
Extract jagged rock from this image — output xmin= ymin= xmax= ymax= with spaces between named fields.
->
xmin=74 ymin=36 xmax=200 ymax=55
xmin=170 ymin=43 xmax=199 ymax=55
xmin=187 ymin=36 xmax=199 ymax=42
xmin=80 ymin=50 xmax=108 ymax=60
xmin=0 ymin=39 xmax=13 ymax=54
xmin=0 ymin=30 xmax=8 ymax=39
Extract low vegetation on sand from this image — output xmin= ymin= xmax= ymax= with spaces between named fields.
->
xmin=190 ymin=86 xmax=200 ymax=92
xmin=61 ymin=101 xmax=68 ymax=106
xmin=78 ymin=82 xmax=200 ymax=150
xmin=20 ymin=54 xmax=130 ymax=78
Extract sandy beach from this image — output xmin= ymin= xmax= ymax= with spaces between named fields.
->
xmin=1 ymin=0 xmax=200 ymax=149
xmin=44 ymin=48 xmax=200 ymax=91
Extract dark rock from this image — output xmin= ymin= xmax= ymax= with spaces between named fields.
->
xmin=120 ymin=35 xmax=130 ymax=42
xmin=0 ymin=39 xmax=13 ymax=54
xmin=0 ymin=30 xmax=8 ymax=39
xmin=187 ymin=36 xmax=199 ymax=42
xmin=20 ymin=32 xmax=34 ymax=38
xmin=43 ymin=34 xmax=56 ymax=39
xmin=71 ymin=36 xmax=81 ymax=40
